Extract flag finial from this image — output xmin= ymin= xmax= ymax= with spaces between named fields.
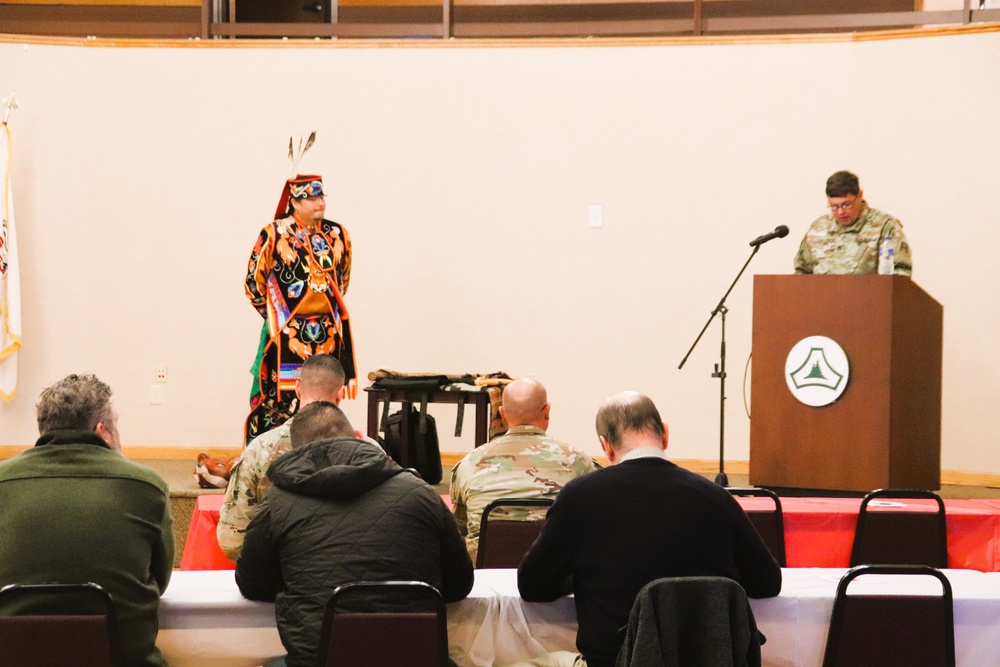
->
xmin=1 ymin=92 xmax=18 ymax=126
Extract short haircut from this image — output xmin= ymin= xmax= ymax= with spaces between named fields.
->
xmin=825 ymin=171 xmax=860 ymax=198
xmin=289 ymin=401 xmax=355 ymax=449
xmin=36 ymin=374 xmax=115 ymax=434
xmin=595 ymin=392 xmax=664 ymax=450
xmin=299 ymin=355 xmax=346 ymax=393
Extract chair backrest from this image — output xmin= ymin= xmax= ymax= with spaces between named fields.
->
xmin=850 ymin=489 xmax=948 ymax=568
xmin=0 ymin=582 xmax=121 ymax=667
xmin=476 ymin=497 xmax=554 ymax=569
xmin=315 ymin=580 xmax=448 ymax=667
xmin=727 ymin=487 xmax=787 ymax=567
xmin=617 ymin=576 xmax=761 ymax=667
xmin=822 ymin=565 xmax=955 ymax=667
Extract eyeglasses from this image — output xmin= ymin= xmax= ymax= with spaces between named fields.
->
xmin=828 ymin=198 xmax=857 ymax=212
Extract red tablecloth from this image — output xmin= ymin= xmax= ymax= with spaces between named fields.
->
xmin=179 ymin=494 xmax=233 ymax=571
xmin=738 ymin=496 xmax=1000 ymax=570
xmin=180 ymin=492 xmax=458 ymax=571
xmin=179 ymin=493 xmax=1000 ymax=572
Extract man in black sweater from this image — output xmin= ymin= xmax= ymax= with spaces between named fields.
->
xmin=517 ymin=391 xmax=782 ymax=667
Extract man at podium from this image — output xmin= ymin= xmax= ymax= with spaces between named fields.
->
xmin=794 ymin=170 xmax=912 ymax=275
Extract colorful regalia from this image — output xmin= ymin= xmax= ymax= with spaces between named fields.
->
xmin=244 ymin=174 xmax=356 ymax=442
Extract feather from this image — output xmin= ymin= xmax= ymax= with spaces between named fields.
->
xmin=286 ymin=132 xmax=318 ymax=177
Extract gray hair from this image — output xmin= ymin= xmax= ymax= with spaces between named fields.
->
xmin=36 ymin=374 xmax=115 ymax=434
xmin=595 ymin=392 xmax=664 ymax=450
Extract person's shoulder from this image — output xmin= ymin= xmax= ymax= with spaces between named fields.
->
xmin=261 ymin=216 xmax=289 ymax=235
xmin=0 ymin=448 xmax=33 ymax=479
xmin=547 ymin=438 xmax=594 ymax=459
xmin=241 ymin=423 xmax=292 ymax=460
xmin=805 ymin=214 xmax=835 ymax=234
xmin=255 ymin=422 xmax=292 ymax=450
xmin=537 ymin=433 xmax=575 ymax=452
xmin=559 ymin=462 xmax=619 ymax=491
xmin=107 ymin=456 xmax=171 ymax=495
xmin=864 ymin=205 xmax=903 ymax=226
xmin=386 ymin=469 xmax=448 ymax=510
xmin=323 ymin=218 xmax=348 ymax=234
xmin=456 ymin=440 xmax=492 ymax=465
xmin=536 ymin=438 xmax=599 ymax=471
xmin=453 ymin=436 xmax=518 ymax=471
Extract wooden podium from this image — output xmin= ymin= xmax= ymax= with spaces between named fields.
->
xmin=749 ymin=275 xmax=943 ymax=492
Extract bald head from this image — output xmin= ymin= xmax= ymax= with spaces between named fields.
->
xmin=500 ymin=378 xmax=551 ymax=430
xmin=297 ymin=355 xmax=346 ymax=406
xmin=595 ymin=391 xmax=667 ymax=462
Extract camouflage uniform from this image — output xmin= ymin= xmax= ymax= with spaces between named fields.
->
xmin=794 ymin=203 xmax=912 ymax=275
xmin=449 ymin=425 xmax=599 ymax=563
xmin=217 ymin=420 xmax=293 ymax=562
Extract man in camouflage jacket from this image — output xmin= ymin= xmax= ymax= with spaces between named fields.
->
xmin=217 ymin=354 xmax=346 ymax=562
xmin=450 ymin=377 xmax=599 ymax=563
xmin=794 ymin=170 xmax=912 ymax=275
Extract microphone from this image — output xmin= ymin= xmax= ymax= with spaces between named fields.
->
xmin=749 ymin=225 xmax=789 ymax=247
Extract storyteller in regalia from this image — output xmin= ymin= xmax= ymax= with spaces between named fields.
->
xmin=244 ymin=168 xmax=356 ymax=442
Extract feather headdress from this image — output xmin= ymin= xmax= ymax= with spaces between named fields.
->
xmin=287 ymin=131 xmax=316 ymax=177
xmin=274 ymin=132 xmax=319 ymax=219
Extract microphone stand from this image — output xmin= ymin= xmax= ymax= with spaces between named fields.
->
xmin=678 ymin=244 xmax=761 ymax=487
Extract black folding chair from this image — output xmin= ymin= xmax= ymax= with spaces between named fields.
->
xmin=822 ymin=565 xmax=955 ymax=667
xmin=315 ymin=580 xmax=448 ymax=667
xmin=728 ymin=487 xmax=787 ymax=567
xmin=0 ymin=582 xmax=122 ymax=667
xmin=850 ymin=489 xmax=947 ymax=568
xmin=476 ymin=497 xmax=554 ymax=569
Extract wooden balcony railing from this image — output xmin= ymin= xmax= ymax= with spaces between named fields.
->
xmin=0 ymin=0 xmax=998 ymax=40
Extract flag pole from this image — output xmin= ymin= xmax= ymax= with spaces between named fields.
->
xmin=0 ymin=90 xmax=21 ymax=401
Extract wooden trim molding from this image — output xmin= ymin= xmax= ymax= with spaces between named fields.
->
xmin=1 ymin=13 xmax=998 ymax=46
xmin=1 ymin=0 xmax=199 ymax=5
xmin=1 ymin=445 xmax=997 ymax=490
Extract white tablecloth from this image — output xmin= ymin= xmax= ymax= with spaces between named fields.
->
xmin=157 ymin=570 xmax=284 ymax=667
xmin=157 ymin=567 xmax=1000 ymax=667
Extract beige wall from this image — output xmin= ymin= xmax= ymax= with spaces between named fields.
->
xmin=0 ymin=29 xmax=998 ymax=473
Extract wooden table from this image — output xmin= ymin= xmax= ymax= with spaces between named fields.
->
xmin=364 ymin=385 xmax=494 ymax=468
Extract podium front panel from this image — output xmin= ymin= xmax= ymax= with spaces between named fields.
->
xmin=749 ymin=275 xmax=941 ymax=492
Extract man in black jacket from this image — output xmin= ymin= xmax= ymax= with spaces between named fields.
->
xmin=518 ymin=391 xmax=782 ymax=667
xmin=236 ymin=401 xmax=474 ymax=667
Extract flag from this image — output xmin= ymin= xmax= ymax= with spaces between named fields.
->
xmin=0 ymin=123 xmax=21 ymax=400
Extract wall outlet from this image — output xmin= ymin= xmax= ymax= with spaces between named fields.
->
xmin=155 ymin=366 xmax=168 ymax=383
xmin=150 ymin=384 xmax=165 ymax=405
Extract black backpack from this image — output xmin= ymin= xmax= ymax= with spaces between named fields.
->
xmin=381 ymin=406 xmax=442 ymax=485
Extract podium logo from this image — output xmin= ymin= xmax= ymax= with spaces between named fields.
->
xmin=784 ymin=336 xmax=850 ymax=407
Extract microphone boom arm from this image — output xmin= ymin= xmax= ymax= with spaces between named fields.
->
xmin=677 ymin=243 xmax=761 ymax=487
xmin=678 ymin=244 xmax=759 ymax=371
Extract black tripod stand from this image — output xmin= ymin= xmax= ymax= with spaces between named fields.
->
xmin=678 ymin=245 xmax=761 ymax=487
